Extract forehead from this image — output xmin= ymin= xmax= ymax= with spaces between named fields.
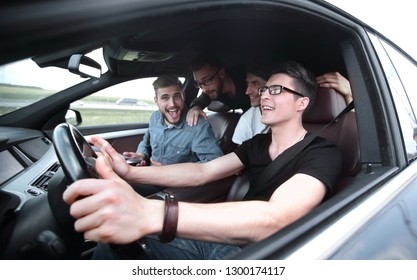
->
xmin=193 ymin=64 xmax=218 ymax=80
xmin=267 ymin=73 xmax=294 ymax=87
xmin=156 ymin=85 xmax=182 ymax=96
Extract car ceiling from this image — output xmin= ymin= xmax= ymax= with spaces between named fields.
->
xmin=103 ymin=5 xmax=348 ymax=77
xmin=12 ymin=1 xmax=350 ymax=80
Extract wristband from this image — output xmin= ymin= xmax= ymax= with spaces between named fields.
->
xmin=160 ymin=194 xmax=178 ymax=243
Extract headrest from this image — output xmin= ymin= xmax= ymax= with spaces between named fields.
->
xmin=303 ymin=87 xmax=346 ymax=123
xmin=207 ymin=100 xmax=231 ymax=112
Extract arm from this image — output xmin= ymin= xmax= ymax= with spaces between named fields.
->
xmin=175 ymin=173 xmax=326 ymax=244
xmin=190 ymin=92 xmax=212 ymax=110
xmin=64 ymin=137 xmax=330 ymax=245
xmin=63 ymin=164 xmax=325 ymax=244
xmin=187 ymin=94 xmax=211 ymax=126
xmin=136 ymin=129 xmax=151 ymax=159
xmin=191 ymin=118 xmax=224 ymax=162
xmin=121 ymin=129 xmax=150 ymax=166
xmin=89 ymin=136 xmax=242 ymax=186
xmin=316 ymin=72 xmax=353 ymax=104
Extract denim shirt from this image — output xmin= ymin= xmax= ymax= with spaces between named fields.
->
xmin=137 ymin=109 xmax=223 ymax=165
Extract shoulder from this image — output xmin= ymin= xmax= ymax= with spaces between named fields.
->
xmin=149 ymin=111 xmax=161 ymax=123
xmin=150 ymin=110 xmax=160 ymax=119
xmin=303 ymin=136 xmax=342 ymax=164
xmin=310 ymin=136 xmax=338 ymax=150
xmin=240 ymin=132 xmax=270 ymax=150
xmin=190 ymin=116 xmax=212 ymax=131
xmin=241 ymin=107 xmax=257 ymax=118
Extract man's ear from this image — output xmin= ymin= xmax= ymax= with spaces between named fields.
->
xmin=298 ymin=96 xmax=310 ymax=111
xmin=154 ymin=96 xmax=158 ymax=104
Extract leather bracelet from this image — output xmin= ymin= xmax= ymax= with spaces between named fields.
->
xmin=160 ymin=194 xmax=178 ymax=243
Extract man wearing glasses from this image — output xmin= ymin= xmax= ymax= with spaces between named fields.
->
xmin=186 ymin=52 xmax=251 ymax=126
xmin=64 ymin=61 xmax=342 ymax=260
xmin=232 ymin=68 xmax=353 ymax=145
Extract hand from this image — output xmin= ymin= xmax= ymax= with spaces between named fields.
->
xmin=186 ymin=106 xmax=207 ymax=126
xmin=316 ymin=72 xmax=353 ymax=104
xmin=123 ymin=151 xmax=148 ymax=166
xmin=88 ymin=136 xmax=131 ymax=179
xmin=150 ymin=158 xmax=163 ymax=166
xmin=62 ymin=153 xmax=164 ymax=244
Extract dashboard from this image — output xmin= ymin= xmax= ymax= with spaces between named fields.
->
xmin=0 ymin=127 xmax=60 ymax=210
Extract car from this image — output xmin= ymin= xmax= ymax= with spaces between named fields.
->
xmin=116 ymin=97 xmax=138 ymax=106
xmin=1 ymin=0 xmax=417 ymax=261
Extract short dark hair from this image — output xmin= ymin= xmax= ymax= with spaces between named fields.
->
xmin=190 ymin=52 xmax=223 ymax=72
xmin=271 ymin=61 xmax=317 ymax=110
xmin=246 ymin=63 xmax=273 ymax=81
xmin=152 ymin=74 xmax=183 ymax=93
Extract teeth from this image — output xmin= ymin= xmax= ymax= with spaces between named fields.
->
xmin=262 ymin=106 xmax=274 ymax=111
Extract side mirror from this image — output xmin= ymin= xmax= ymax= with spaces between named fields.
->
xmin=68 ymin=54 xmax=102 ymax=79
xmin=65 ymin=109 xmax=82 ymax=126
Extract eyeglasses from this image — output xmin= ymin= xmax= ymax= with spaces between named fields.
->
xmin=258 ymin=84 xmax=304 ymax=98
xmin=193 ymin=68 xmax=220 ymax=88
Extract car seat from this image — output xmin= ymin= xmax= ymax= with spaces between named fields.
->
xmin=207 ymin=108 xmax=241 ymax=155
xmin=303 ymin=87 xmax=361 ymax=193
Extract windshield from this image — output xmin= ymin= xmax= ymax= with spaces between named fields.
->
xmin=0 ymin=49 xmax=105 ymax=117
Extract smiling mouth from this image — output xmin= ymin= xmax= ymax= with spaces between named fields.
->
xmin=167 ymin=108 xmax=179 ymax=118
xmin=262 ymin=105 xmax=274 ymax=111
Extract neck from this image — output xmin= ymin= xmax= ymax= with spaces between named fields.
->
xmin=269 ymin=123 xmax=307 ymax=159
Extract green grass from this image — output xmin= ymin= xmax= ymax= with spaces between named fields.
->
xmin=1 ymin=84 xmax=155 ymax=124
xmin=76 ymin=108 xmax=154 ymax=126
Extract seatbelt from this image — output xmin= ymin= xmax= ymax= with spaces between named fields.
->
xmin=251 ymin=101 xmax=354 ymax=196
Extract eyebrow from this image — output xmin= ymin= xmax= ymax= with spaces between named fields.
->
xmin=159 ymin=91 xmax=182 ymax=97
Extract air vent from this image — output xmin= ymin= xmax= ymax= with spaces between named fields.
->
xmin=31 ymin=162 xmax=60 ymax=191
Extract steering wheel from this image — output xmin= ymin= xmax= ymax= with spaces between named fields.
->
xmin=53 ymin=123 xmax=99 ymax=183
xmin=52 ymin=123 xmax=151 ymax=259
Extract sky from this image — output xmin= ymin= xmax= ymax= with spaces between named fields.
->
xmin=325 ymin=0 xmax=417 ymax=60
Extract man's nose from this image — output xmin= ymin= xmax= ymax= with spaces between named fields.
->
xmin=168 ymin=97 xmax=175 ymax=106
xmin=201 ymin=84 xmax=210 ymax=93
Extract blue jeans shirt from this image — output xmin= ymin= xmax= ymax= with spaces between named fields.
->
xmin=137 ymin=109 xmax=223 ymax=164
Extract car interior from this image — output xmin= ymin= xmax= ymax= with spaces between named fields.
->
xmin=0 ymin=1 xmax=406 ymax=259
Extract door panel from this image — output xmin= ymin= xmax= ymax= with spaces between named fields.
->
xmin=77 ymin=123 xmax=148 ymax=154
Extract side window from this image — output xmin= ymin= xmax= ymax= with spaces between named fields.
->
xmin=368 ymin=33 xmax=417 ymax=160
xmin=69 ymin=78 xmax=157 ymax=126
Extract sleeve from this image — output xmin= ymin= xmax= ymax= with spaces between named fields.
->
xmin=191 ymin=117 xmax=224 ymax=162
xmin=298 ymin=144 xmax=342 ymax=196
xmin=136 ymin=129 xmax=151 ymax=158
xmin=233 ymin=136 xmax=253 ymax=166
xmin=190 ymin=93 xmax=212 ymax=109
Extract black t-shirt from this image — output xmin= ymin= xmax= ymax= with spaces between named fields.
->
xmin=233 ymin=133 xmax=342 ymax=201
